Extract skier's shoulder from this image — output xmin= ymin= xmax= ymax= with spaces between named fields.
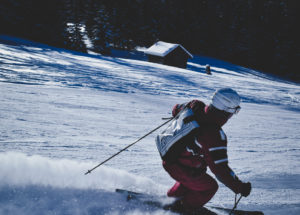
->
xmin=188 ymin=99 xmax=206 ymax=111
xmin=172 ymin=99 xmax=206 ymax=117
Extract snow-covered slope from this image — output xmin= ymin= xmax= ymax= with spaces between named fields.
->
xmin=0 ymin=35 xmax=299 ymax=215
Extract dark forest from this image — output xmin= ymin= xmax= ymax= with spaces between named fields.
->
xmin=1 ymin=0 xmax=299 ymax=81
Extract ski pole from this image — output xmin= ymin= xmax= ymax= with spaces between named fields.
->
xmin=229 ymin=194 xmax=242 ymax=215
xmin=85 ymin=117 xmax=174 ymax=175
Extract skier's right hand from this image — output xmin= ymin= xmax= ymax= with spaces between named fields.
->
xmin=240 ymin=182 xmax=251 ymax=197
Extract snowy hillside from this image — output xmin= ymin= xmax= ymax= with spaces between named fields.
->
xmin=0 ymin=35 xmax=299 ymax=215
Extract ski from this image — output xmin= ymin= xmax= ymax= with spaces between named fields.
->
xmin=116 ymin=188 xmax=218 ymax=214
xmin=116 ymin=189 xmax=264 ymax=215
xmin=116 ymin=188 xmax=165 ymax=208
xmin=209 ymin=206 xmax=264 ymax=215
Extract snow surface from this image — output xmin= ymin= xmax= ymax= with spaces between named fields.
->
xmin=0 ymin=35 xmax=300 ymax=215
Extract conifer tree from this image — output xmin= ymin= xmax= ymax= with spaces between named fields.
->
xmin=63 ymin=0 xmax=87 ymax=52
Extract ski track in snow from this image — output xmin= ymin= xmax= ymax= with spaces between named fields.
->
xmin=0 ymin=35 xmax=300 ymax=215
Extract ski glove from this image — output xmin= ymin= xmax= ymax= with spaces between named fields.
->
xmin=240 ymin=182 xmax=251 ymax=197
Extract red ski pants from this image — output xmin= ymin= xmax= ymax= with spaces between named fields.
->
xmin=163 ymin=161 xmax=218 ymax=208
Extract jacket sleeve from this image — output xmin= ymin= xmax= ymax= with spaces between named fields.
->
xmin=197 ymin=131 xmax=244 ymax=194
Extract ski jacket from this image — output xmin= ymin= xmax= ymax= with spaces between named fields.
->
xmin=169 ymin=100 xmax=244 ymax=194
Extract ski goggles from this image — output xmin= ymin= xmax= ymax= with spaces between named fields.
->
xmin=227 ymin=105 xmax=241 ymax=114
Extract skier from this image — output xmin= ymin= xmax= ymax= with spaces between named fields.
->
xmin=161 ymin=88 xmax=251 ymax=212
xmin=205 ymin=64 xmax=212 ymax=75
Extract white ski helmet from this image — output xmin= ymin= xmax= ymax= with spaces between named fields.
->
xmin=211 ymin=88 xmax=241 ymax=114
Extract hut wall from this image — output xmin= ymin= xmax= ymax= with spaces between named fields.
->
xmin=164 ymin=47 xmax=189 ymax=68
xmin=148 ymin=55 xmax=164 ymax=64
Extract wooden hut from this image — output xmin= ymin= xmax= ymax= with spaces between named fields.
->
xmin=144 ymin=41 xmax=193 ymax=68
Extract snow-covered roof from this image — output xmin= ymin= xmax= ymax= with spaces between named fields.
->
xmin=144 ymin=41 xmax=193 ymax=58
